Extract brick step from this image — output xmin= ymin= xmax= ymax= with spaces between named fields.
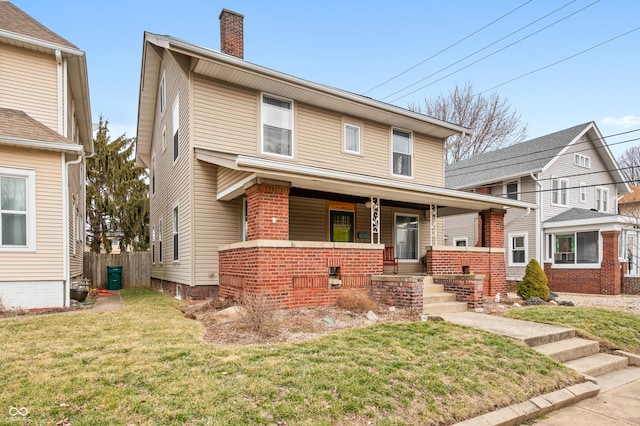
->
xmin=423 ymin=292 xmax=456 ymax=304
xmin=533 ymin=337 xmax=600 ymax=363
xmin=423 ymin=301 xmax=468 ymax=315
xmin=423 ymin=284 xmax=445 ymax=294
xmin=564 ymin=353 xmax=629 ymax=377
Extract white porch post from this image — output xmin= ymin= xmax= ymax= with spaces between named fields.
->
xmin=370 ymin=196 xmax=380 ymax=244
xmin=430 ymin=204 xmax=438 ymax=246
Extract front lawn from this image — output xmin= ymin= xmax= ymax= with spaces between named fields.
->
xmin=506 ymin=306 xmax=640 ymax=353
xmin=0 ymin=289 xmax=581 ymax=425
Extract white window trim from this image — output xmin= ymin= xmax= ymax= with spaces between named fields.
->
xmin=551 ymin=177 xmax=568 ymax=207
xmin=172 ymin=203 xmax=179 ymax=262
xmin=151 ymin=153 xmax=155 ymax=196
xmin=172 ymin=94 xmax=180 ymax=164
xmin=503 ymin=179 xmax=520 ymax=201
xmin=545 ymin=234 xmax=553 ymax=262
xmin=550 ymin=230 xmax=601 ymax=269
xmin=394 ymin=212 xmax=419 ymax=262
xmin=159 ymin=70 xmax=166 ymax=114
xmin=343 ymin=123 xmax=361 ymax=155
xmin=508 ymin=233 xmax=528 ymax=266
xmin=596 ymin=186 xmax=609 ymax=212
xmin=242 ymin=197 xmax=248 ymax=242
xmin=574 ymin=153 xmax=591 ymax=169
xmin=391 ymin=127 xmax=414 ymax=179
xmin=161 ymin=124 xmax=166 ymax=153
xmin=158 ymin=219 xmax=163 ymax=264
xmin=151 ymin=225 xmax=156 ymax=265
xmin=260 ymin=93 xmax=294 ymax=159
xmin=579 ymin=182 xmax=587 ymax=203
xmin=0 ymin=167 xmax=36 ymax=252
xmin=453 ymin=237 xmax=468 ymax=247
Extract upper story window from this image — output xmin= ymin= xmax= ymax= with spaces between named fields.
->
xmin=392 ymin=128 xmax=412 ymax=177
xmin=262 ymin=94 xmax=293 ymax=157
xmin=344 ymin=124 xmax=360 ymax=154
xmin=551 ymin=177 xmax=568 ymax=206
xmin=173 ymin=205 xmax=179 ymax=261
xmin=596 ymin=187 xmax=609 ymax=212
xmin=579 ymin=182 xmax=587 ymax=203
xmin=574 ymin=153 xmax=591 ymax=168
xmin=172 ymin=95 xmax=180 ymax=162
xmin=504 ymin=181 xmax=519 ymax=200
xmin=161 ymin=124 xmax=166 ymax=153
xmin=159 ymin=71 xmax=166 ymax=113
xmin=151 ymin=154 xmax=155 ymax=195
xmin=0 ymin=168 xmax=35 ymax=251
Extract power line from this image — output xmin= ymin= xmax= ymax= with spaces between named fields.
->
xmin=381 ymin=0 xmax=588 ymax=102
xmin=363 ymin=0 xmax=534 ymax=95
xmin=446 ymin=128 xmax=640 ymax=178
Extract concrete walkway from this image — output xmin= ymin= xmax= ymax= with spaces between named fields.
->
xmin=442 ymin=312 xmax=640 ymax=426
xmin=91 ymin=290 xmax=125 ymax=312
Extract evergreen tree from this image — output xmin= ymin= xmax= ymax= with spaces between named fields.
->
xmin=86 ymin=117 xmax=149 ymax=253
xmin=517 ymin=259 xmax=549 ymax=301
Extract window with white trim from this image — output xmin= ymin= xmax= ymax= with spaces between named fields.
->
xmin=242 ymin=197 xmax=248 ymax=242
xmin=596 ymin=187 xmax=609 ymax=212
xmin=344 ymin=124 xmax=360 ymax=154
xmin=395 ymin=213 xmax=418 ymax=260
xmin=545 ymin=234 xmax=553 ymax=262
xmin=579 ymin=182 xmax=587 ymax=203
xmin=551 ymin=178 xmax=568 ymax=206
xmin=161 ymin=124 xmax=166 ymax=153
xmin=159 ymin=71 xmax=166 ymax=113
xmin=453 ymin=238 xmax=467 ymax=247
xmin=504 ymin=181 xmax=519 ymax=200
xmin=151 ymin=154 xmax=155 ymax=195
xmin=261 ymin=94 xmax=293 ymax=157
xmin=392 ymin=128 xmax=412 ymax=177
xmin=151 ymin=225 xmax=156 ymax=264
xmin=509 ymin=233 xmax=527 ymax=266
xmin=553 ymin=231 xmax=599 ymax=265
xmin=158 ymin=220 xmax=163 ymax=263
xmin=0 ymin=168 xmax=35 ymax=251
xmin=574 ymin=153 xmax=591 ymax=168
xmin=173 ymin=205 xmax=179 ymax=261
xmin=172 ymin=94 xmax=180 ymax=162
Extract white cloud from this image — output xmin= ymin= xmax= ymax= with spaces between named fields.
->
xmin=601 ymin=115 xmax=640 ymax=128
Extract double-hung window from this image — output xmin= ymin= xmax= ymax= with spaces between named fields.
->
xmin=505 ymin=181 xmax=519 ymax=200
xmin=579 ymin=182 xmax=587 ymax=203
xmin=551 ymin=178 xmax=568 ymax=206
xmin=151 ymin=225 xmax=156 ymax=264
xmin=509 ymin=233 xmax=527 ymax=266
xmin=0 ymin=168 xmax=35 ymax=251
xmin=158 ymin=220 xmax=163 ymax=263
xmin=159 ymin=71 xmax=166 ymax=113
xmin=262 ymin=94 xmax=293 ymax=157
xmin=173 ymin=206 xmax=179 ymax=262
xmin=172 ymin=95 xmax=180 ymax=162
xmin=596 ymin=187 xmax=609 ymax=212
xmin=392 ymin=128 xmax=412 ymax=177
xmin=344 ymin=124 xmax=360 ymax=154
xmin=395 ymin=214 xmax=418 ymax=260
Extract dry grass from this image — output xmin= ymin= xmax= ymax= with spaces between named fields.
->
xmin=336 ymin=290 xmax=378 ymax=313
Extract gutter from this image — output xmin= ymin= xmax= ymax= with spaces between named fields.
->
xmin=531 ymin=172 xmax=543 ymax=262
xmin=0 ymin=136 xmax=83 ymax=153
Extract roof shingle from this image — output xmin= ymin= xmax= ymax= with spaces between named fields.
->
xmin=0 ymin=107 xmax=72 ymax=144
xmin=0 ymin=1 xmax=77 ymax=49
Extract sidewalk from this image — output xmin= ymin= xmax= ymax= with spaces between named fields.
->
xmin=91 ymin=290 xmax=125 ymax=312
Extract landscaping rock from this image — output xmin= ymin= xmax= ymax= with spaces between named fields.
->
xmin=366 ymin=311 xmax=379 ymax=321
xmin=524 ymin=297 xmax=544 ymax=306
xmin=547 ymin=291 xmax=559 ymax=302
xmin=321 ymin=317 xmax=336 ymax=325
xmin=210 ymin=306 xmax=244 ymax=323
xmin=549 ymin=300 xmax=558 ymax=306
xmin=558 ymin=300 xmax=575 ymax=306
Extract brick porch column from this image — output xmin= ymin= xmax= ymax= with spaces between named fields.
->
xmin=479 ymin=208 xmax=505 ymax=248
xmin=479 ymin=208 xmax=506 ymax=296
xmin=245 ymin=182 xmax=290 ymax=240
xmin=600 ymin=230 xmax=622 ymax=294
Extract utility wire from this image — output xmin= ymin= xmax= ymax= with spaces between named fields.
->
xmin=363 ymin=0 xmax=534 ymax=95
xmin=385 ymin=0 xmax=601 ymax=103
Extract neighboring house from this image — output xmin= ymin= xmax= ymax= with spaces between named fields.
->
xmin=619 ymin=184 xmax=640 ymax=278
xmin=135 ymin=10 xmax=534 ymax=306
xmin=0 ymin=2 xmax=93 ymax=309
xmin=445 ymin=122 xmax=632 ymax=294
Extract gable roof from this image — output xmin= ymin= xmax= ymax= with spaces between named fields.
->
xmin=0 ymin=1 xmax=76 ymax=48
xmin=445 ymin=122 xmax=631 ymax=195
xmin=619 ymin=184 xmax=640 ymax=204
xmin=0 ymin=107 xmax=82 ymax=153
xmin=136 ymin=32 xmax=471 ymax=168
xmin=545 ymin=207 xmax=617 ymax=223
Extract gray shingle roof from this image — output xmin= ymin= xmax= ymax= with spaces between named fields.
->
xmin=544 ymin=207 xmax=617 ymax=223
xmin=445 ymin=122 xmax=592 ymax=189
xmin=0 ymin=107 xmax=72 ymax=144
xmin=0 ymin=1 xmax=77 ymax=49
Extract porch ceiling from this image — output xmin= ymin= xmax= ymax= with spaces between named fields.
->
xmin=195 ymin=149 xmax=537 ymax=216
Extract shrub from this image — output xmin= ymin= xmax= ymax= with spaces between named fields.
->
xmin=517 ymin=259 xmax=549 ymax=301
xmin=237 ymin=293 xmax=275 ymax=335
xmin=336 ymin=291 xmax=377 ymax=313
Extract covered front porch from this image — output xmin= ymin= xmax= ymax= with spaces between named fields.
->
xmin=201 ymin=150 xmax=534 ymax=308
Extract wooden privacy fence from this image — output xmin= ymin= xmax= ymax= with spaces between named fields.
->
xmin=84 ymin=252 xmax=151 ymax=289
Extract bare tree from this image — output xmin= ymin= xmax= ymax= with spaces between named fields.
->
xmin=617 ymin=146 xmax=640 ymax=185
xmin=409 ymin=82 xmax=528 ymax=164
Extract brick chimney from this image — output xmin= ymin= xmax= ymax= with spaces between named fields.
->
xmin=219 ymin=9 xmax=244 ymax=59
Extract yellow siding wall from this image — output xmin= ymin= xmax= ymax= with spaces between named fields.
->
xmin=149 ymin=51 xmax=192 ymax=285
xmin=0 ymin=44 xmax=58 ymax=131
xmin=68 ymin=161 xmax=84 ymax=278
xmin=0 ymin=146 xmax=64 ymax=280
xmin=192 ymin=76 xmax=445 ymax=187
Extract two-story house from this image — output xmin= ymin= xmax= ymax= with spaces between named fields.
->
xmin=135 ymin=10 xmax=535 ymax=308
xmin=0 ymin=1 xmax=93 ymax=309
xmin=445 ymin=122 xmax=631 ymax=295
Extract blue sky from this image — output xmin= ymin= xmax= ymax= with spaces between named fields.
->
xmin=14 ymin=0 xmax=640 ymax=157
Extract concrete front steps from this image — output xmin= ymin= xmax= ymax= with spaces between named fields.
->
xmin=422 ymin=279 xmax=467 ymax=315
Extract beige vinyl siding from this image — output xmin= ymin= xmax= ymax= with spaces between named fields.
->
xmin=0 ymin=44 xmax=58 ymax=132
xmin=149 ymin=51 xmax=191 ymax=285
xmin=444 ymin=213 xmax=479 ymax=247
xmin=68 ymin=161 xmax=84 ymax=278
xmin=0 ymin=146 xmax=64 ymax=280
xmin=217 ymin=168 xmax=253 ymax=196
xmin=192 ymin=76 xmax=446 ymax=187
xmin=289 ymin=197 xmax=327 ymax=241
xmin=192 ymin=161 xmax=239 ymax=286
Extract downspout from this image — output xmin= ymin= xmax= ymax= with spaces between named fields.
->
xmin=531 ymin=172 xmax=543 ymax=262
xmin=63 ymin=152 xmax=85 ymax=307
xmin=56 ymin=50 xmax=64 ymax=134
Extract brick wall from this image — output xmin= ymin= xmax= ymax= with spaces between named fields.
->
xmin=433 ymin=274 xmax=484 ymax=309
xmin=150 ymin=278 xmax=219 ymax=301
xmin=219 ymin=244 xmax=384 ymax=309
xmin=426 ymin=249 xmax=506 ymax=296
xmin=219 ymin=9 xmax=244 ymax=58
xmin=544 ymin=230 xmax=623 ymax=295
xmin=369 ymin=276 xmax=424 ymax=309
xmin=623 ymin=276 xmax=640 ymax=295
xmin=246 ymin=183 xmax=290 ymax=241
xmin=480 ymin=209 xmax=505 ymax=249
